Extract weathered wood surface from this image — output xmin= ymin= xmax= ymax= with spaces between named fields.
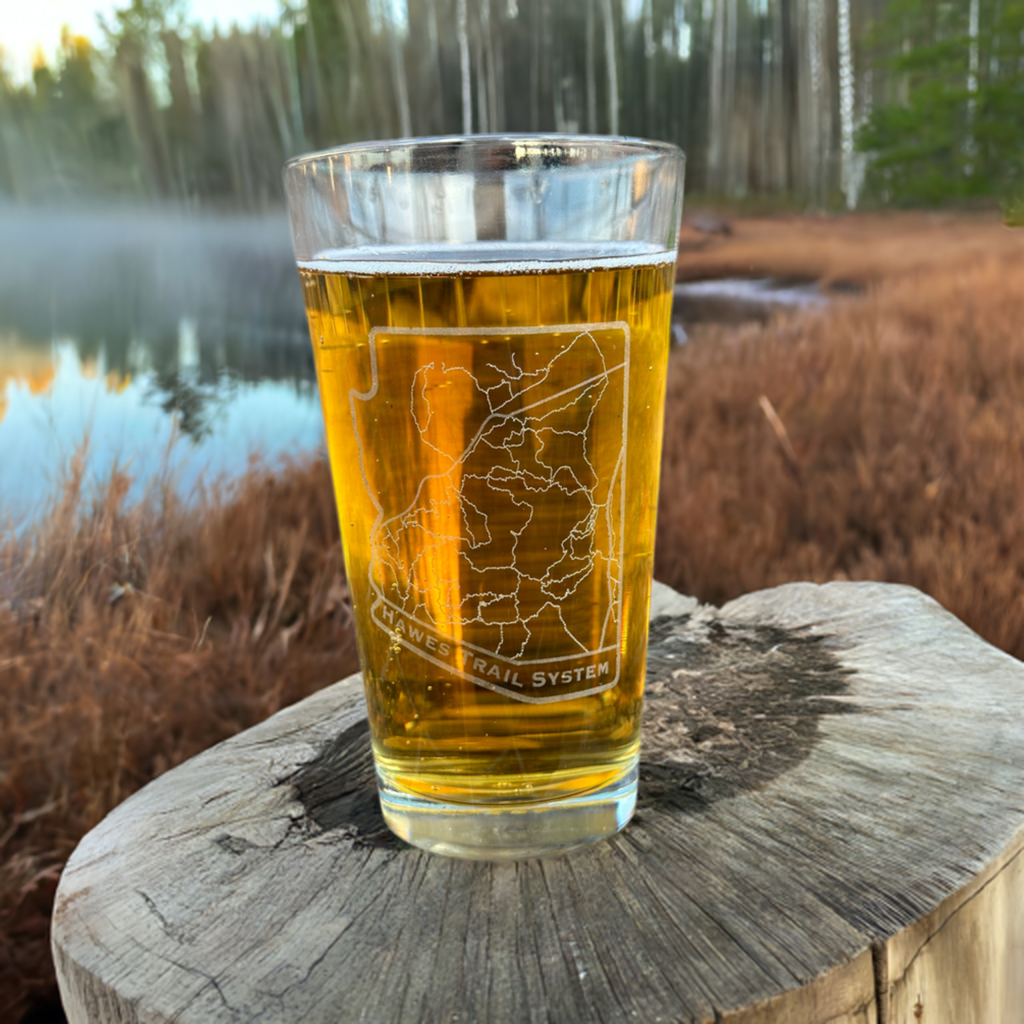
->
xmin=52 ymin=582 xmax=1024 ymax=1024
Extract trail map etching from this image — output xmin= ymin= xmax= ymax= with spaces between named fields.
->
xmin=352 ymin=323 xmax=629 ymax=703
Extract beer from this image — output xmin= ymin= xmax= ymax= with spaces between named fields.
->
xmin=300 ymin=242 xmax=675 ymax=808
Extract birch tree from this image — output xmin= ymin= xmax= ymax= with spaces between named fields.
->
xmin=585 ymin=0 xmax=597 ymax=133
xmin=457 ymin=0 xmax=472 ymax=133
xmin=385 ymin=6 xmax=412 ymax=138
xmin=644 ymin=0 xmax=656 ymax=136
xmin=601 ymin=0 xmax=619 ymax=135
xmin=9 ymin=0 xmax=917 ymax=208
xmin=707 ymin=0 xmax=725 ymax=184
xmin=481 ymin=0 xmax=500 ymax=132
xmin=807 ymin=0 xmax=826 ymax=201
xmin=473 ymin=3 xmax=488 ymax=132
xmin=837 ymin=0 xmax=858 ymax=208
xmin=966 ymin=0 xmax=980 ymax=173
xmin=422 ymin=0 xmax=445 ymax=134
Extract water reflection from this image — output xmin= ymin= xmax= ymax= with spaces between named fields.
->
xmin=0 ymin=335 xmax=322 ymax=523
xmin=0 ymin=206 xmax=322 ymax=522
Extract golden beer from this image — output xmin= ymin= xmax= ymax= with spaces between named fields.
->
xmin=300 ymin=244 xmax=675 ymax=811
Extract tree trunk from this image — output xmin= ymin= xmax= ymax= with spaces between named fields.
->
xmin=529 ymin=0 xmax=540 ymax=129
xmin=387 ymin=17 xmax=412 ymax=139
xmin=807 ymin=0 xmax=828 ymax=204
xmin=601 ymin=0 xmax=619 ymax=135
xmin=837 ymin=0 xmax=857 ymax=208
xmin=281 ymin=21 xmax=308 ymax=156
xmin=644 ymin=0 xmax=656 ymax=137
xmin=481 ymin=0 xmax=499 ymax=133
xmin=457 ymin=0 xmax=473 ymax=133
xmin=778 ymin=0 xmax=799 ymax=194
xmin=161 ymin=31 xmax=199 ymax=196
xmin=52 ymin=581 xmax=1024 ymax=1023
xmin=707 ymin=0 xmax=729 ymax=189
xmin=725 ymin=0 xmax=743 ymax=194
xmin=424 ymin=0 xmax=446 ymax=135
xmin=967 ymin=0 xmax=980 ymax=172
xmin=492 ymin=0 xmax=506 ymax=132
xmin=334 ymin=1 xmax=391 ymax=141
xmin=585 ymin=0 xmax=597 ymax=133
xmin=473 ymin=5 xmax=488 ymax=133
xmin=115 ymin=37 xmax=171 ymax=198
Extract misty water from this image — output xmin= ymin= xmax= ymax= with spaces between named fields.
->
xmin=0 ymin=205 xmax=323 ymax=523
xmin=0 ymin=204 xmax=812 ymax=525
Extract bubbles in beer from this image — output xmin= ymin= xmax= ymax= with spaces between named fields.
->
xmin=300 ymin=242 xmax=674 ymax=805
xmin=298 ymin=239 xmax=674 ymax=278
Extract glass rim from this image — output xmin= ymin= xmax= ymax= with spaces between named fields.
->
xmin=284 ymin=133 xmax=684 ymax=173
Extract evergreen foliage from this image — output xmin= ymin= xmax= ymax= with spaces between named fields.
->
xmin=860 ymin=0 xmax=1024 ymax=205
xmin=4 ymin=0 xmax=1024 ymax=208
xmin=0 ymin=31 xmax=137 ymax=197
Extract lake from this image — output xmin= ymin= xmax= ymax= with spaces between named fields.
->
xmin=0 ymin=204 xmax=323 ymax=523
xmin=0 ymin=204 xmax=777 ymax=525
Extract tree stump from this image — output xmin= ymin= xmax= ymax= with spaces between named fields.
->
xmin=52 ymin=582 xmax=1024 ymax=1023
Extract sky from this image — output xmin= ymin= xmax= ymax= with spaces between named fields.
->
xmin=0 ymin=0 xmax=284 ymax=82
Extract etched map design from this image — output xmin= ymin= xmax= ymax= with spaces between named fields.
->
xmin=353 ymin=323 xmax=628 ymax=702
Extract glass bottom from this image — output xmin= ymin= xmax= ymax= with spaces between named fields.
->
xmin=378 ymin=757 xmax=638 ymax=860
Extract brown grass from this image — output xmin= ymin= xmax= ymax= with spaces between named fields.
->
xmin=0 ymin=455 xmax=359 ymax=1020
xmin=4 ymin=212 xmax=1024 ymax=1020
xmin=677 ymin=210 xmax=1024 ymax=286
xmin=657 ymin=244 xmax=1024 ymax=655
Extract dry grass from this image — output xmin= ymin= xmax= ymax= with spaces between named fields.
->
xmin=657 ymin=245 xmax=1024 ymax=657
xmin=677 ymin=210 xmax=1024 ymax=286
xmin=0 ymin=455 xmax=359 ymax=1020
xmin=3 ymin=212 xmax=1024 ymax=1020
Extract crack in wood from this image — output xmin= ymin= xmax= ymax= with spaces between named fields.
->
xmin=872 ymin=940 xmax=889 ymax=1024
xmin=887 ymin=840 xmax=1024 ymax=989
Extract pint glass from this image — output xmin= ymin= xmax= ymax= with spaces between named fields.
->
xmin=285 ymin=136 xmax=684 ymax=858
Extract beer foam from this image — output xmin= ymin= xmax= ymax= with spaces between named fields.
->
xmin=297 ymin=240 xmax=675 ymax=277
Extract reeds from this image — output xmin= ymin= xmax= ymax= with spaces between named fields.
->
xmin=656 ymin=248 xmax=1024 ymax=660
xmin=0 ymin=453 xmax=358 ymax=1019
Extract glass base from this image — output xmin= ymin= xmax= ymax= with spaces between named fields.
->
xmin=378 ymin=758 xmax=638 ymax=860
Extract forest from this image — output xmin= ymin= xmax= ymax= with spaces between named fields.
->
xmin=2 ymin=0 xmax=1024 ymax=210
xmin=6 ymin=3 xmax=1024 ymax=1021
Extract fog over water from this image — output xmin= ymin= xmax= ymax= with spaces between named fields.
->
xmin=0 ymin=203 xmax=799 ymax=524
xmin=0 ymin=204 xmax=322 ymax=522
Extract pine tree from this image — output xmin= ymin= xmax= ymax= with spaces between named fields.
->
xmin=860 ymin=0 xmax=1024 ymax=204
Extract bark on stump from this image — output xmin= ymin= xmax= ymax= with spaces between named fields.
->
xmin=52 ymin=582 xmax=1024 ymax=1023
